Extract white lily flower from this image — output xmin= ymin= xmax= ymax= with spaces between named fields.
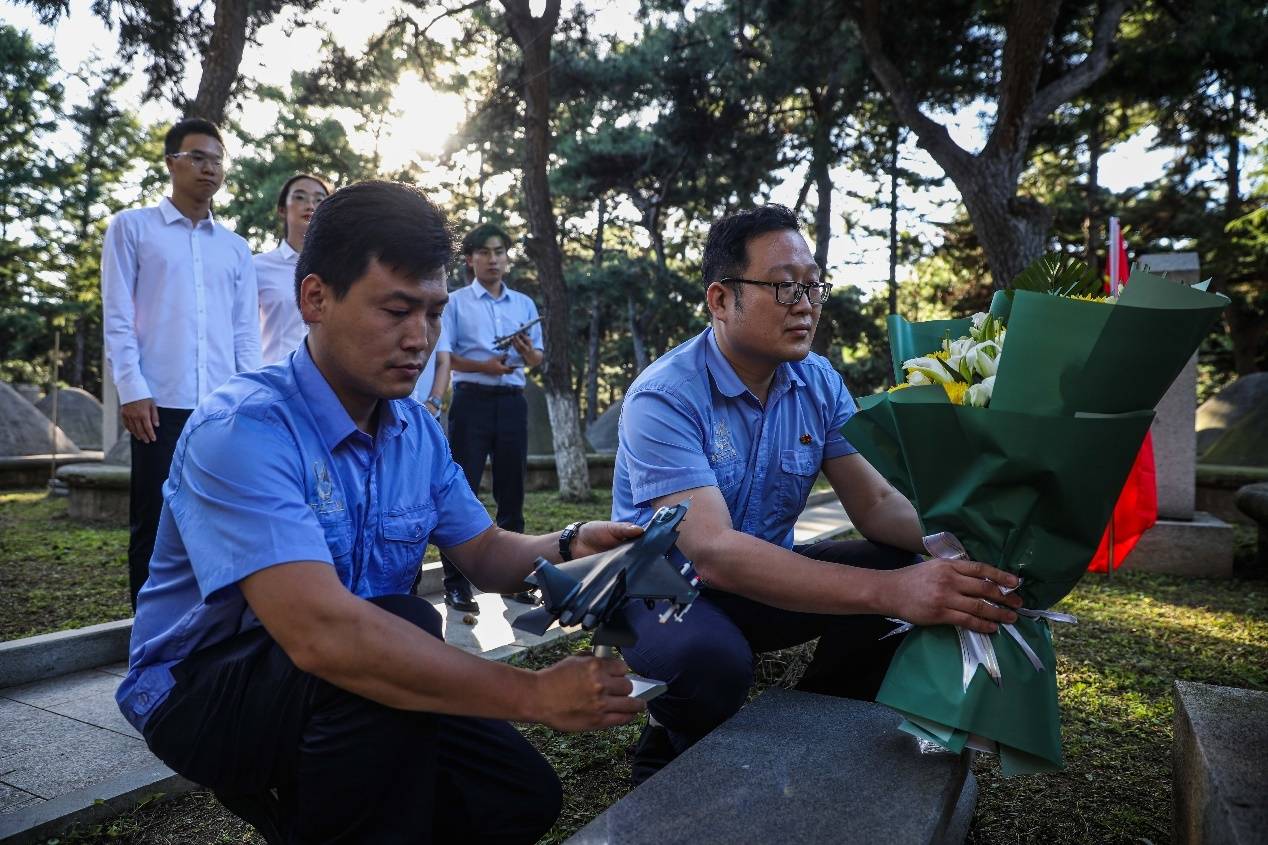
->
xmin=966 ymin=340 xmax=1002 ymax=378
xmin=903 ymin=356 xmax=956 ymax=386
xmin=907 ymin=370 xmax=933 ymax=386
xmin=967 ymin=375 xmax=996 ymax=407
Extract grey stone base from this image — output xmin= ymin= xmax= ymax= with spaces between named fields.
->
xmin=1173 ymin=681 xmax=1268 ymax=845
xmin=55 ymin=462 xmax=131 ymax=523
xmin=0 ymin=619 xmax=133 ymax=689
xmin=1121 ymin=512 xmax=1234 ymax=577
xmin=0 ymin=453 xmax=101 ymax=488
xmin=568 ymin=689 xmax=975 ymax=845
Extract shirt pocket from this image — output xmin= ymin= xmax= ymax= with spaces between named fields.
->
xmin=713 ymin=459 xmax=746 ymax=496
xmin=380 ymin=504 xmax=438 ymax=593
xmin=776 ymin=448 xmax=820 ymax=516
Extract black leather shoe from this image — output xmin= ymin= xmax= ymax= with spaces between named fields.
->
xmin=444 ymin=587 xmax=479 ymax=613
xmin=629 ymin=721 xmax=678 ymax=786
xmin=215 ymin=789 xmax=289 ymax=845
xmin=501 ymin=589 xmax=539 ymax=605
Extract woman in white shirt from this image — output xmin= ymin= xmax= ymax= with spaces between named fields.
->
xmin=255 ymin=174 xmax=330 ymax=364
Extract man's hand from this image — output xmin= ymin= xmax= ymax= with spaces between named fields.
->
xmin=886 ymin=558 xmax=1022 ymax=634
xmin=571 ymin=521 xmax=644 ymax=558
xmin=121 ymin=398 xmax=159 ymax=443
xmin=481 ymin=356 xmax=516 ymax=376
xmin=529 ymin=655 xmax=644 ymax=731
xmin=510 ymin=333 xmax=533 ymax=357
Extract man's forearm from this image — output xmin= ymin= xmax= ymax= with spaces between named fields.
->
xmin=443 ymin=526 xmax=562 ymax=593
xmin=692 ymin=529 xmax=891 ymax=616
xmin=851 ymin=488 xmax=926 ymax=555
xmin=449 ymin=353 xmax=489 ymax=373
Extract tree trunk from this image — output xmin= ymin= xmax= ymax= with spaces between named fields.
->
xmin=887 ymin=123 xmax=900 ymax=317
xmin=501 ymin=0 xmax=590 ymax=499
xmin=585 ymin=196 xmax=606 ymax=423
xmin=812 ymin=154 xmax=832 ymax=277
xmin=1083 ymin=110 xmax=1102 ymax=267
xmin=627 ymin=293 xmax=649 ymax=374
xmin=188 ymin=0 xmax=250 ymax=122
xmin=959 ymin=166 xmax=1052 ymax=290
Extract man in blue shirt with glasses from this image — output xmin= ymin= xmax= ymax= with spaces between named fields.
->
xmin=118 ymin=181 xmax=645 ymax=843
xmin=612 ymin=204 xmax=1022 ymax=783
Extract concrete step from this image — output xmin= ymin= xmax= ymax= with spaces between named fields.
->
xmin=568 ymin=688 xmax=975 ymax=845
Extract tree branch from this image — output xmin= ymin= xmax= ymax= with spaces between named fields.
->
xmin=1024 ymin=0 xmax=1127 ymax=130
xmin=851 ymin=0 xmax=975 ymax=183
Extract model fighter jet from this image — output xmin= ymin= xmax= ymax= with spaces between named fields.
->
xmin=491 ymin=316 xmax=545 ymax=352
xmin=512 ymin=501 xmax=698 ymax=698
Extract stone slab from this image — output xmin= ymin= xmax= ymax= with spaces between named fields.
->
xmin=1120 ymin=512 xmax=1234 ymax=577
xmin=4 ymin=669 xmax=139 ymax=739
xmin=568 ymin=689 xmax=975 ymax=845
xmin=0 ymin=619 xmax=133 ymax=688
xmin=0 ymin=453 xmax=103 ymax=488
xmin=1153 ymin=355 xmax=1198 ymax=520
xmin=0 ymin=698 xmax=153 ymax=801
xmin=1173 ymin=681 xmax=1268 ymax=845
xmin=0 ymin=782 xmax=42 ymax=815
xmin=0 ymin=761 xmax=193 ymax=845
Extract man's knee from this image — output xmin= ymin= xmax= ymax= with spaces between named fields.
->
xmin=367 ymin=593 xmax=443 ymax=640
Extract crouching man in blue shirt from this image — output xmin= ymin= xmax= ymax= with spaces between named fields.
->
xmin=612 ymin=204 xmax=1023 ymax=783
xmin=117 ymin=181 xmax=645 ymax=843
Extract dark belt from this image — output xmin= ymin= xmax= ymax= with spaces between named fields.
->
xmin=454 ymin=382 xmax=524 ymax=396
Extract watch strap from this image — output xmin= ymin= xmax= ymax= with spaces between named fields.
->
xmin=560 ymin=521 xmax=586 ymax=561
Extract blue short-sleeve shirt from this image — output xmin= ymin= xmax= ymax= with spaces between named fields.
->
xmin=612 ymin=328 xmax=858 ymax=548
xmin=116 ymin=341 xmax=493 ymax=731
xmin=441 ymin=281 xmax=543 ymax=388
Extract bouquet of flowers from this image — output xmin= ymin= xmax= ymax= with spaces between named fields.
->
xmin=842 ymin=258 xmax=1227 ymax=775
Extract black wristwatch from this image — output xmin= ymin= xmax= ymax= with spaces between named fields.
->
xmin=559 ymin=521 xmax=587 ymax=561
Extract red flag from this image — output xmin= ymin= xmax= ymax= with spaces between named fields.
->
xmin=1090 ymin=220 xmax=1158 ymax=572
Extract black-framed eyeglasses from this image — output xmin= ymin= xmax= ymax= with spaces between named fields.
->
xmin=719 ymin=277 xmax=833 ymax=306
xmin=167 ymin=151 xmax=226 ymax=170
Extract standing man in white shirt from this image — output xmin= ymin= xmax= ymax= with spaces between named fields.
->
xmin=438 ymin=224 xmax=543 ymax=613
xmin=101 ymin=118 xmax=261 ymax=607
xmin=255 ymin=173 xmax=330 ymax=364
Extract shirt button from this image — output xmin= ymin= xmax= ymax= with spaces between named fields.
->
xmin=138 ymin=692 xmax=149 ymax=705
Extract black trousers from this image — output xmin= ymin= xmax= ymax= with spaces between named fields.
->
xmin=621 ymin=539 xmax=918 ymax=752
xmin=128 ymin=406 xmax=192 ymax=608
xmin=440 ymin=385 xmax=528 ymax=593
xmin=142 ymin=594 xmax=562 ymax=845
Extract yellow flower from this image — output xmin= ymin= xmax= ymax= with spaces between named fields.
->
xmin=888 ymin=382 xmax=914 ymax=393
xmin=942 ymin=381 xmax=968 ymax=405
xmin=1066 ymin=293 xmax=1115 ymax=303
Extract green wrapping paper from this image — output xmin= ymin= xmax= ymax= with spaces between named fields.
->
xmin=852 ymin=272 xmax=1227 ymax=775
xmin=844 ymin=389 xmax=1154 ymax=773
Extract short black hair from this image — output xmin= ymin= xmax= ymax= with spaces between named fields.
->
xmin=164 ymin=118 xmax=223 ymax=156
xmin=461 ymin=223 xmax=513 ymax=256
xmin=294 ymin=180 xmax=453 ymax=306
xmin=276 ymin=173 xmax=331 ymax=239
xmin=701 ymin=204 xmax=801 ymax=298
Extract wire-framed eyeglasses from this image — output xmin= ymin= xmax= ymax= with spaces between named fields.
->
xmin=167 ymin=151 xmax=226 ymax=170
xmin=719 ymin=277 xmax=833 ymax=306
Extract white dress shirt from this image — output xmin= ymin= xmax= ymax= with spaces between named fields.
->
xmin=101 ymin=198 xmax=261 ymax=408
xmin=441 ymin=281 xmax=543 ymax=388
xmin=254 ymin=241 xmax=307 ymax=365
xmin=409 ymin=331 xmax=452 ymax=405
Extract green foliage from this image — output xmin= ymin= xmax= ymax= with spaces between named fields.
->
xmin=1010 ymin=254 xmax=1104 ymax=297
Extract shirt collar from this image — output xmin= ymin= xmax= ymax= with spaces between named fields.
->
xmin=292 ymin=341 xmax=360 ymax=451
xmin=277 ymin=241 xmax=297 ymax=261
xmin=159 ymin=196 xmax=216 ymax=230
xmin=472 ymin=280 xmax=510 ymax=301
xmin=292 ymin=341 xmax=410 ymax=451
xmin=705 ymin=328 xmax=805 ymax=402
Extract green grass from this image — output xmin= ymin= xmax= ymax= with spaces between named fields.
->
xmin=8 ymin=487 xmax=1266 ymax=843
xmin=0 ymin=487 xmax=615 ymax=641
xmin=0 ymin=489 xmax=131 ymax=640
